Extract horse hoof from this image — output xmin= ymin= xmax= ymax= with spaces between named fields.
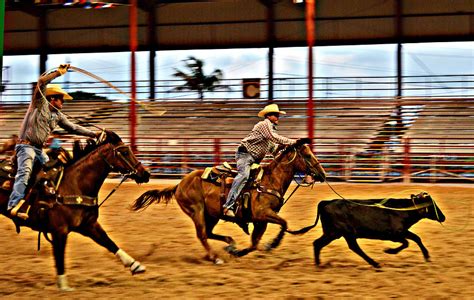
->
xmin=264 ymin=243 xmax=272 ymax=252
xmin=60 ymin=286 xmax=75 ymax=292
xmin=214 ymin=258 xmax=224 ymax=265
xmin=224 ymin=245 xmax=237 ymax=254
xmin=372 ymin=262 xmax=382 ymax=269
xmin=130 ymin=261 xmax=146 ymax=275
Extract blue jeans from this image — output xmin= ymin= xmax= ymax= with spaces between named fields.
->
xmin=8 ymin=144 xmax=49 ymax=210
xmin=224 ymin=151 xmax=255 ymax=209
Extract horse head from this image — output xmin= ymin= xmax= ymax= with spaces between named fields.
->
xmin=97 ymin=130 xmax=150 ymax=183
xmin=280 ymin=138 xmax=326 ymax=183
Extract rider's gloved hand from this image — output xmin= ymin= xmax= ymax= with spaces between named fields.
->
xmin=58 ymin=64 xmax=70 ymax=75
xmin=96 ymin=129 xmax=106 ymax=143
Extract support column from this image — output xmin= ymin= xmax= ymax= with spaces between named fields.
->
xmin=147 ymin=1 xmax=156 ymax=101
xmin=395 ymin=0 xmax=403 ymax=98
xmin=129 ymin=0 xmax=138 ymax=152
xmin=0 ymin=0 xmax=5 ymax=85
xmin=39 ymin=10 xmax=48 ymax=75
xmin=266 ymin=0 xmax=275 ymax=103
xmin=306 ymin=0 xmax=315 ymax=147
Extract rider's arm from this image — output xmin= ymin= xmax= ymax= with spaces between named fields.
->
xmin=32 ymin=70 xmax=64 ymax=108
xmin=259 ymin=119 xmax=296 ymax=145
xmin=57 ymin=112 xmax=96 ymax=138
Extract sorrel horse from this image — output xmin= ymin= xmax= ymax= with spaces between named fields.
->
xmin=0 ymin=130 xmax=150 ymax=291
xmin=132 ymin=138 xmax=326 ymax=264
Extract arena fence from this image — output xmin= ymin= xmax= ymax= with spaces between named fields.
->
xmin=1 ymin=76 xmax=473 ymax=183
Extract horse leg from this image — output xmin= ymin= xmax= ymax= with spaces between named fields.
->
xmin=190 ymin=208 xmax=223 ymax=264
xmin=51 ymin=228 xmax=74 ymax=291
xmin=260 ymin=209 xmax=288 ymax=251
xmin=313 ymin=233 xmax=336 ymax=267
xmin=405 ymin=231 xmax=430 ymax=261
xmin=204 ymin=213 xmax=237 ymax=253
xmin=384 ymin=238 xmax=409 ymax=254
xmin=344 ymin=235 xmax=381 ymax=268
xmin=77 ymin=221 xmax=145 ymax=275
xmin=232 ymin=222 xmax=267 ymax=257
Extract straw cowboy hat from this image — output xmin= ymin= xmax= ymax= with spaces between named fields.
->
xmin=258 ymin=104 xmax=286 ymax=118
xmin=45 ymin=84 xmax=73 ymax=100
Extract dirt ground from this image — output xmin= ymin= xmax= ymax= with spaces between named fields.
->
xmin=0 ymin=181 xmax=472 ymax=299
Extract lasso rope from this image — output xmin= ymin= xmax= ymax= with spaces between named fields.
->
xmin=69 ymin=66 xmax=166 ymax=116
xmin=324 ymin=180 xmax=442 ymax=212
xmin=38 ymin=66 xmax=166 ymax=126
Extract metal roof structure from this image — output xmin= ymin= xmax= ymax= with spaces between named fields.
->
xmin=4 ymin=0 xmax=474 ymax=55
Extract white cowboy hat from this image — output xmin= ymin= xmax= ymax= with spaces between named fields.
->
xmin=258 ymin=104 xmax=286 ymax=118
xmin=45 ymin=84 xmax=73 ymax=100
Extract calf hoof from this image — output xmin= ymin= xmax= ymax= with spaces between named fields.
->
xmin=372 ymin=262 xmax=382 ymax=269
xmin=130 ymin=261 xmax=146 ymax=275
xmin=425 ymin=257 xmax=431 ymax=262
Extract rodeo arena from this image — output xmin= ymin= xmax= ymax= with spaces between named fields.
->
xmin=0 ymin=0 xmax=473 ymax=298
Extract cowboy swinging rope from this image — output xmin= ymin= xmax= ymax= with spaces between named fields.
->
xmin=35 ymin=65 xmax=163 ymax=204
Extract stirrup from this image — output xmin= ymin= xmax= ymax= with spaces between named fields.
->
xmin=223 ymin=207 xmax=235 ymax=218
xmin=10 ymin=200 xmax=30 ymax=220
xmin=10 ymin=199 xmax=25 ymax=217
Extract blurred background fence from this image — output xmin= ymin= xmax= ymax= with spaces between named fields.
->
xmin=1 ymin=74 xmax=473 ymax=183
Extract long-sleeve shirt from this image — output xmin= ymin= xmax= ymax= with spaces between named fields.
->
xmin=18 ymin=70 xmax=96 ymax=147
xmin=240 ymin=118 xmax=296 ymax=162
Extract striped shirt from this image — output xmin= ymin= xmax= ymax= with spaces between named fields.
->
xmin=240 ymin=118 xmax=296 ymax=162
xmin=18 ymin=70 xmax=96 ymax=147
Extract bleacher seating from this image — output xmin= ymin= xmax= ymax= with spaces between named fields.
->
xmin=1 ymin=97 xmax=472 ymax=182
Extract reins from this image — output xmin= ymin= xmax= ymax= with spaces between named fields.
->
xmin=99 ymin=174 xmax=129 ymax=207
xmin=276 ymin=147 xmax=319 ymax=206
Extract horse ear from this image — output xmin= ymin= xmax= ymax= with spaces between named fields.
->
xmin=296 ymin=138 xmax=312 ymax=147
xmin=103 ymin=130 xmax=121 ymax=144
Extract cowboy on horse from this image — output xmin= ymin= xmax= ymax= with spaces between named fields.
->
xmin=223 ymin=104 xmax=296 ymax=217
xmin=7 ymin=64 xmax=101 ymax=220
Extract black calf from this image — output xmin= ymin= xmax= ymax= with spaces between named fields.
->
xmin=290 ymin=192 xmax=446 ymax=268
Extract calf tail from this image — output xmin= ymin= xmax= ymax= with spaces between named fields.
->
xmin=132 ymin=185 xmax=178 ymax=211
xmin=286 ymin=207 xmax=321 ymax=235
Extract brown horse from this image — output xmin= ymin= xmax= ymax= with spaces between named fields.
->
xmin=132 ymin=138 xmax=326 ymax=264
xmin=0 ymin=130 xmax=150 ymax=291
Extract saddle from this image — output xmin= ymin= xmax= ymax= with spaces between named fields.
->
xmin=0 ymin=148 xmax=70 ymax=221
xmin=201 ymin=162 xmax=264 ymax=220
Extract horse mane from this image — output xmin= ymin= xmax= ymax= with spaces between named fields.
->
xmin=68 ymin=130 xmax=122 ymax=165
xmin=273 ymin=138 xmax=311 ymax=161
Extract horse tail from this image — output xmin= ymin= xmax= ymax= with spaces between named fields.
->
xmin=132 ymin=185 xmax=178 ymax=211
xmin=286 ymin=203 xmax=322 ymax=235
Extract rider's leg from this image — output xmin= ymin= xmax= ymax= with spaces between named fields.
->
xmin=223 ymin=152 xmax=254 ymax=215
xmin=8 ymin=144 xmax=36 ymax=216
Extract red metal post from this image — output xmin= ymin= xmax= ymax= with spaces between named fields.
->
xmin=214 ymin=138 xmax=221 ymax=166
xmin=403 ymin=137 xmax=411 ymax=183
xmin=129 ymin=0 xmax=138 ymax=152
xmin=306 ymin=0 xmax=315 ymax=149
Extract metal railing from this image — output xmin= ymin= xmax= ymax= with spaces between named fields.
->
xmin=1 ymin=75 xmax=473 ymax=183
xmin=2 ymin=74 xmax=473 ymax=102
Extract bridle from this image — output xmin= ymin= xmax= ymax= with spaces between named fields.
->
xmin=282 ymin=145 xmax=324 ymax=182
xmin=275 ymin=145 xmax=326 ymax=206
xmin=98 ymin=143 xmax=142 ymax=176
